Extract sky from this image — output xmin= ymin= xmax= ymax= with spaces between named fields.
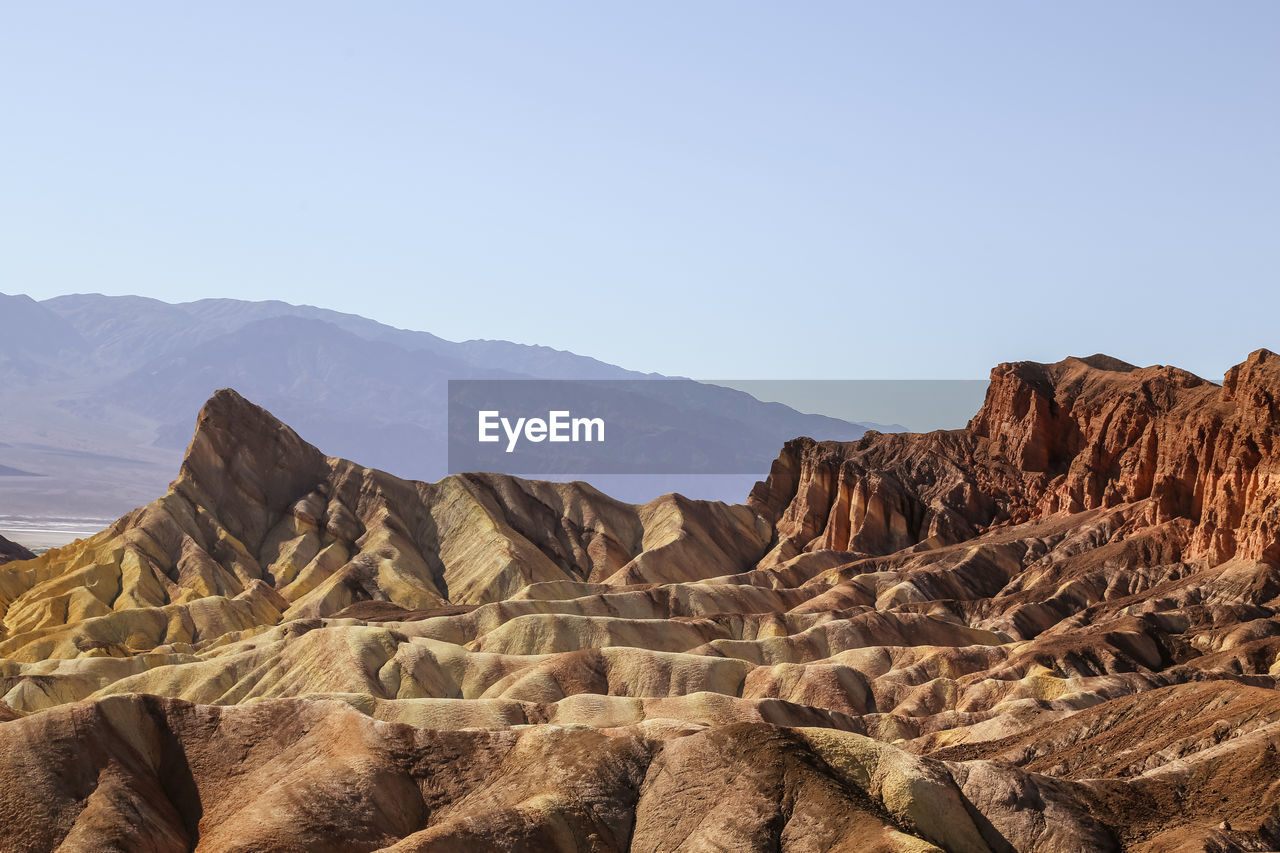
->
xmin=3 ymin=2 xmax=1277 ymax=380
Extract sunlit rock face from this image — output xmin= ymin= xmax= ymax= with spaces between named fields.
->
xmin=2 ymin=351 xmax=1279 ymax=851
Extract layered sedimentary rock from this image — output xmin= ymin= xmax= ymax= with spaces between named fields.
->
xmin=1 ymin=351 xmax=1279 ymax=851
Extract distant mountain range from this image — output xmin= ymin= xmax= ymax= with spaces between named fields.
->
xmin=0 ymin=292 xmax=879 ymax=528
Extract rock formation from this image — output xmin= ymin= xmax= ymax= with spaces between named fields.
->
xmin=0 ymin=534 xmax=34 ymax=565
xmin=1 ymin=351 xmax=1279 ymax=851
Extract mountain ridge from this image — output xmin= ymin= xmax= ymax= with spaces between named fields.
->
xmin=0 ymin=534 xmax=34 ymax=565
xmin=1 ymin=349 xmax=1278 ymax=850
xmin=0 ymin=292 xmax=875 ymax=521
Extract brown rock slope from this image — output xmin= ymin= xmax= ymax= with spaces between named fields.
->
xmin=1 ymin=350 xmax=1279 ymax=851
xmin=0 ymin=533 xmax=34 ymax=565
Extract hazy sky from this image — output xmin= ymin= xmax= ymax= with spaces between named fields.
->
xmin=3 ymin=3 xmax=1277 ymax=380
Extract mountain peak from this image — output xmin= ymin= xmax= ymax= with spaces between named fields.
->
xmin=176 ymin=388 xmax=328 ymax=552
xmin=1069 ymin=353 xmax=1139 ymax=372
xmin=0 ymin=292 xmax=89 ymax=360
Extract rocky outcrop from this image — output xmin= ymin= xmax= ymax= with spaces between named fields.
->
xmin=751 ymin=349 xmax=1280 ymax=569
xmin=0 ymin=535 xmax=33 ymax=565
xmin=974 ymin=350 xmax=1280 ymax=565
xmin=747 ymin=429 xmax=1022 ymax=562
xmin=1 ymin=352 xmax=1279 ymax=851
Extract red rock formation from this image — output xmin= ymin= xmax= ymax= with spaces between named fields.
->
xmin=752 ymin=350 xmax=1280 ymax=568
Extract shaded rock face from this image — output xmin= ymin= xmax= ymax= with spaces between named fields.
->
xmin=0 ymin=535 xmax=34 ymax=565
xmin=0 ymin=352 xmax=1279 ymax=851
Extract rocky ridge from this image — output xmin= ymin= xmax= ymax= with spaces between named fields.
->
xmin=0 ymin=351 xmax=1278 ymax=851
xmin=0 ymin=534 xmax=34 ymax=565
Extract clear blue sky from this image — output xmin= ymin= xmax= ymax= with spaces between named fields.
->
xmin=3 ymin=3 xmax=1277 ymax=379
